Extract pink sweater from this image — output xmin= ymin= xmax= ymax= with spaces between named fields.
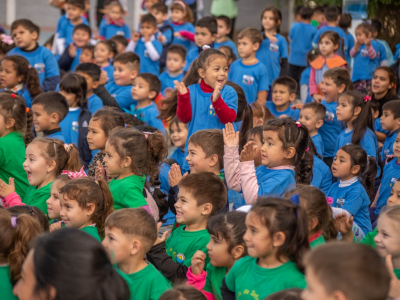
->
xmin=186 ymin=267 xmax=215 ymax=300
xmin=1 ymin=192 xmax=23 ymax=208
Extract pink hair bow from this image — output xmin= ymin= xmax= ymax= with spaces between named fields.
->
xmin=0 ymin=34 xmax=14 ymax=45
xmin=295 ymin=121 xmax=301 ymax=128
xmin=326 ymin=197 xmax=333 ymax=205
xmin=61 ymin=166 xmax=87 ymax=179
xmin=363 ymin=95 xmax=371 ymax=102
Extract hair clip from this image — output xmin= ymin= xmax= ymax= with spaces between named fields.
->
xmin=64 ymin=143 xmax=72 ymax=153
xmin=11 ymin=216 xmax=17 ymax=228
xmin=95 ymin=180 xmax=99 ymax=185
xmin=11 ymin=93 xmax=16 ymax=99
xmin=295 ymin=121 xmax=301 ymax=128
xmin=290 ymin=194 xmax=300 ymax=205
xmin=363 ymin=95 xmax=371 ymax=102
xmin=305 ymin=147 xmax=309 ymax=152
xmin=326 ymin=197 xmax=333 ymax=205
xmin=26 ymin=107 xmax=30 ymax=113
xmin=202 ymin=45 xmax=211 ymax=51
xmin=61 ymin=166 xmax=87 ymax=179
xmin=0 ymin=34 xmax=14 ymax=45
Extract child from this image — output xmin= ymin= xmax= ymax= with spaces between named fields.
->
xmin=251 ymin=102 xmax=275 ymax=127
xmin=381 ymin=100 xmax=400 ymax=162
xmin=228 ymin=28 xmax=269 ymax=105
xmin=371 ymin=19 xmax=394 ymax=66
xmin=102 ymin=208 xmax=171 ymax=299
xmin=147 ymin=172 xmax=227 ymax=283
xmin=311 ymin=6 xmax=326 ymax=28
xmin=125 ymin=73 xmax=165 ymax=133
xmin=31 ymin=92 xmax=68 ymax=142
xmin=58 ymin=24 xmax=92 ymax=72
xmin=160 ymin=286 xmax=207 ymax=300
xmin=79 ymin=45 xmax=95 ymax=64
xmin=110 ymin=34 xmax=128 ymax=54
xmin=218 ymin=46 xmax=236 ymax=68
xmin=0 ymin=93 xmax=30 ymax=199
xmin=256 ymin=5 xmax=289 ymax=88
xmin=56 ymin=177 xmax=113 ymax=241
xmin=8 ymin=19 xmax=60 ymax=92
xmin=302 ymin=243 xmax=390 ymax=300
xmin=169 ymin=117 xmax=188 ymax=169
xmin=371 ymin=100 xmax=388 ymax=145
xmin=299 ymin=102 xmax=325 ymax=156
xmin=215 ymin=16 xmax=238 ymax=58
xmin=371 ymin=67 xmax=399 ymax=117
xmin=169 ymin=1 xmax=195 ymax=51
xmin=0 ymin=55 xmax=41 ymax=108
xmin=288 ymin=7 xmax=317 ymax=84
xmin=105 ymin=51 xmax=140 ymax=110
xmin=350 ymin=23 xmax=379 ymax=94
xmin=299 ymin=49 xmax=320 ymax=104
xmin=99 ymin=1 xmax=131 ymax=40
xmin=338 ymin=13 xmax=355 ymax=67
xmin=187 ymin=212 xmax=247 ymax=300
xmin=266 ymin=76 xmax=300 ymax=120
xmin=184 ymin=16 xmax=218 ymax=72
xmin=46 ymin=174 xmax=72 ymax=223
xmin=94 ymin=40 xmax=118 ymax=84
xmin=75 ymin=63 xmax=104 ymax=114
xmin=309 ymin=31 xmax=347 ymax=103
xmin=222 ymin=197 xmax=307 ymax=298
xmin=318 ymin=67 xmax=350 ymax=163
xmin=328 ymin=144 xmax=375 ymax=235
xmin=224 ymin=118 xmax=313 ymax=205
xmin=308 ymin=139 xmax=332 ymax=195
xmin=159 ymin=45 xmax=186 ymax=98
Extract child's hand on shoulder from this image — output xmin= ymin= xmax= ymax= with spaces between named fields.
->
xmin=335 ymin=212 xmax=354 ymax=242
xmin=223 ymin=123 xmax=239 ymax=147
xmin=133 ymin=32 xmax=141 ymax=43
xmin=168 ymin=164 xmax=183 ymax=187
xmin=240 ymin=142 xmax=255 ymax=162
xmin=68 ymin=43 xmax=77 ymax=58
xmin=191 ymin=250 xmax=206 ymax=276
xmin=212 ymin=82 xmax=222 ymax=102
xmin=154 ymin=222 xmax=169 ymax=246
xmin=0 ymin=178 xmax=15 ymax=198
xmin=313 ymin=94 xmax=323 ymax=103
xmin=174 ymin=81 xmax=188 ymax=95
xmin=49 ymin=221 xmax=63 ymax=232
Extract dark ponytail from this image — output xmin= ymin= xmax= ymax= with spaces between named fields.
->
xmin=145 ymin=178 xmax=169 ymax=222
xmin=239 ymin=104 xmax=253 ymax=152
xmin=25 ymin=108 xmax=33 ymax=145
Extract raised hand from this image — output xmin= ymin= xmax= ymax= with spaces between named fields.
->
xmin=95 ymin=160 xmax=106 ymax=180
xmin=386 ymin=255 xmax=400 ymax=299
xmin=0 ymin=178 xmax=15 ymax=198
xmin=240 ymin=142 xmax=255 ymax=162
xmin=154 ymin=222 xmax=169 ymax=245
xmin=191 ymin=250 xmax=206 ymax=276
xmin=133 ymin=32 xmax=140 ymax=43
xmin=168 ymin=164 xmax=183 ymax=187
xmin=335 ymin=212 xmax=354 ymax=242
xmin=68 ymin=43 xmax=77 ymax=58
xmin=49 ymin=221 xmax=63 ymax=232
xmin=212 ymin=82 xmax=222 ymax=102
xmin=223 ymin=123 xmax=239 ymax=147
xmin=174 ymin=80 xmax=188 ymax=95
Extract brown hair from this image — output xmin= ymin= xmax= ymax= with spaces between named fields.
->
xmin=105 ymin=208 xmax=157 ymax=252
xmin=11 ymin=19 xmax=40 ymax=36
xmin=319 ymin=31 xmax=345 ymax=60
xmin=323 ymin=67 xmax=352 ymax=91
xmin=159 ymin=285 xmax=206 ymax=300
xmin=305 ymin=242 xmax=390 ymax=300
xmin=167 ymin=44 xmax=187 ymax=61
xmin=108 ymin=0 xmax=125 ymax=13
xmin=32 ymin=91 xmax=69 ymax=122
xmin=272 ymin=76 xmax=298 ymax=94
xmin=170 ymin=1 xmax=194 ymax=23
xmin=8 ymin=205 xmax=50 ymax=232
xmin=108 ymin=127 xmax=168 ymax=183
xmin=0 ymin=92 xmax=33 ymax=145
xmin=372 ymin=66 xmax=397 ymax=98
xmin=0 ymin=209 xmax=42 ymax=284
xmin=151 ymin=2 xmax=168 ymax=14
xmin=285 ymin=185 xmax=338 ymax=241
xmin=169 ymin=116 xmax=188 ymax=132
xmin=238 ymin=28 xmax=263 ymax=45
xmin=302 ymin=102 xmax=326 ymax=121
xmin=178 ymin=172 xmax=227 ymax=216
xmin=382 ymin=100 xmax=400 ymax=119
xmin=113 ymin=52 xmax=140 ymax=71
xmin=188 ymin=129 xmax=224 ymax=170
xmin=250 ymin=197 xmax=310 ymax=272
xmin=355 ymin=23 xmax=373 ymax=37
xmin=59 ymin=178 xmax=114 ymax=238
xmin=265 ymin=289 xmax=302 ymax=300
xmin=260 ymin=5 xmax=282 ymax=33
xmin=91 ymin=106 xmax=125 ymax=137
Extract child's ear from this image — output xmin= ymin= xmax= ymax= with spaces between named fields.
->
xmin=316 ymin=119 xmax=324 ymax=129
xmin=272 ymin=231 xmax=286 ymax=248
xmin=253 ymin=42 xmax=260 ymax=52
xmin=148 ymin=90 xmax=157 ymax=100
xmin=92 ymin=80 xmax=100 ymax=89
xmin=351 ymin=164 xmax=361 ymax=175
xmin=46 ymin=160 xmax=57 ymax=174
xmin=201 ymin=203 xmax=213 ymax=216
xmin=231 ymin=245 xmax=245 ymax=260
xmin=50 ymin=112 xmax=60 ymax=124
xmin=289 ymin=93 xmax=297 ymax=102
xmin=86 ymin=203 xmax=96 ymax=217
xmin=5 ymin=118 xmax=16 ymax=129
xmin=354 ymin=106 xmax=362 ymax=116
xmin=372 ymin=110 xmax=379 ymax=120
xmin=130 ymin=239 xmax=143 ymax=256
xmin=123 ymin=156 xmax=133 ymax=168
xmin=309 ymin=217 xmax=319 ymax=232
xmin=31 ymin=31 xmax=39 ymax=42
xmin=211 ymin=33 xmax=217 ymax=42
xmin=284 ymin=146 xmax=296 ymax=160
xmin=198 ymin=68 xmax=206 ymax=79
xmin=338 ymin=83 xmax=346 ymax=94
xmin=130 ymin=70 xmax=138 ymax=81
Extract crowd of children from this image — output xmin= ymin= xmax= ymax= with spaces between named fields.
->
xmin=1 ymin=0 xmax=400 ymax=299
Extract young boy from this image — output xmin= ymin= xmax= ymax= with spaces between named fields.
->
xmin=127 ymin=14 xmax=162 ymax=75
xmin=147 ymin=172 xmax=227 ymax=283
xmin=110 ymin=35 xmax=129 ymax=55
xmin=159 ymin=45 xmax=186 ymax=97
xmin=59 ymin=24 xmax=92 ymax=72
xmin=31 ymin=92 xmax=69 ymax=142
xmin=228 ymin=28 xmax=269 ymax=105
xmin=79 ymin=45 xmax=95 ymax=64
xmin=102 ymin=208 xmax=171 ymax=299
xmin=381 ymin=100 xmax=400 ymax=162
xmin=214 ymin=16 xmax=238 ymax=59
xmin=311 ymin=5 xmax=326 ymax=28
xmin=266 ymin=76 xmax=300 ymax=120
xmin=299 ymin=102 xmax=326 ymax=155
xmin=75 ymin=63 xmax=104 ymax=114
xmin=288 ymin=7 xmax=317 ymax=84
xmin=8 ymin=19 xmax=60 ymax=92
xmin=105 ymin=52 xmax=140 ymax=110
xmin=127 ymin=73 xmax=165 ymax=133
xmin=184 ymin=16 xmax=218 ymax=72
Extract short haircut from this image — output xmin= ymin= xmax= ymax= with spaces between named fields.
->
xmin=323 ymin=67 xmax=351 ymax=90
xmin=272 ymin=76 xmax=298 ymax=94
xmin=92 ymin=107 xmax=125 ymax=137
xmin=339 ymin=13 xmax=352 ymax=30
xmin=237 ymin=27 xmax=263 ymax=45
xmin=215 ymin=15 xmax=232 ymax=29
xmin=300 ymin=7 xmax=314 ymax=20
xmin=105 ymin=208 xmax=157 ymax=252
xmin=302 ymin=102 xmax=326 ymax=121
xmin=196 ymin=16 xmax=218 ymax=35
xmin=265 ymin=289 xmax=302 ymax=300
xmin=151 ymin=2 xmax=168 ymax=14
xmin=67 ymin=0 xmax=85 ymax=10
xmin=81 ymin=44 xmax=95 ymax=57
xmin=110 ymin=35 xmax=128 ymax=47
xmin=370 ymin=19 xmax=382 ymax=34
xmin=113 ymin=52 xmax=140 ymax=71
xmin=75 ymin=63 xmax=101 ymax=82
xmin=136 ymin=73 xmax=161 ymax=100
xmin=11 ymin=19 xmax=40 ymax=35
xmin=178 ymin=172 xmax=227 ymax=216
xmin=295 ymin=5 xmax=304 ymax=15
xmin=314 ymin=5 xmax=325 ymax=14
xmin=188 ymin=129 xmax=224 ymax=170
xmin=167 ymin=44 xmax=187 ymax=61
xmin=73 ymin=24 xmax=91 ymax=37
xmin=32 ymin=92 xmax=69 ymax=122
xmin=382 ymin=100 xmax=400 ymax=119
xmin=141 ymin=14 xmax=157 ymax=27
xmin=305 ymin=242 xmax=390 ymax=300
xmin=325 ymin=5 xmax=340 ymax=22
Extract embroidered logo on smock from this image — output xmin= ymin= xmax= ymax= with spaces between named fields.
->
xmin=325 ymin=111 xmax=335 ymax=122
xmin=72 ymin=121 xmax=79 ymax=132
xmin=360 ymin=49 xmax=369 ymax=57
xmin=209 ymin=104 xmax=216 ymax=116
xmin=242 ymin=75 xmax=255 ymax=85
xmin=390 ymin=178 xmax=397 ymax=187
xmin=116 ymin=31 xmax=125 ymax=36
xmin=176 ymin=253 xmax=185 ymax=264
xmin=336 ymin=198 xmax=345 ymax=208
xmin=34 ymin=63 xmax=45 ymax=74
xmin=269 ymin=43 xmax=279 ymax=52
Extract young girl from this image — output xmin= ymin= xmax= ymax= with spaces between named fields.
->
xmin=170 ymin=1 xmax=195 ymax=51
xmin=309 ymin=32 xmax=347 ymax=103
xmin=98 ymin=1 xmax=131 ymax=40
xmin=350 ymin=23 xmax=379 ymax=94
xmin=371 ymin=66 xmax=399 ymax=117
xmin=47 ymin=174 xmax=71 ymax=224
xmin=169 ymin=116 xmax=188 ymax=169
xmin=252 ymin=102 xmax=275 ymax=127
xmin=224 ymin=118 xmax=313 ymax=205
xmin=328 ymin=144 xmax=376 ymax=235
xmin=221 ymin=197 xmax=307 ymax=299
xmin=1 ymin=138 xmax=81 ymax=215
xmin=0 ymin=55 xmax=41 ymax=108
xmin=256 ymin=5 xmax=288 ymax=93
xmin=187 ymin=212 xmax=247 ymax=300
xmin=0 ymin=209 xmax=42 ymax=300
xmin=87 ymin=107 xmax=124 ymax=177
xmin=286 ymin=185 xmax=338 ymax=248
xmin=7 ymin=205 xmax=49 ymax=232
xmin=0 ymin=93 xmax=31 ymax=199
xmin=94 ymin=40 xmax=117 ymax=84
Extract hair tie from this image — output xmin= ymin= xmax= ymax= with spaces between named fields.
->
xmin=326 ymin=197 xmax=333 ymax=205
xmin=295 ymin=121 xmax=301 ymax=128
xmin=95 ymin=180 xmax=99 ymax=185
xmin=202 ymin=45 xmax=211 ymax=51
xmin=28 ymin=65 xmax=32 ymax=69
xmin=124 ymin=124 xmax=128 ymax=128
xmin=173 ymin=0 xmax=187 ymax=12
xmin=305 ymin=147 xmax=309 ymax=152
xmin=61 ymin=166 xmax=87 ymax=179
xmin=64 ymin=143 xmax=72 ymax=153
xmin=143 ymin=131 xmax=153 ymax=139
xmin=289 ymin=194 xmax=300 ymax=219
xmin=363 ymin=95 xmax=371 ymax=102
xmin=11 ymin=216 xmax=17 ymax=228
xmin=11 ymin=93 xmax=16 ymax=99
xmin=26 ymin=107 xmax=30 ymax=113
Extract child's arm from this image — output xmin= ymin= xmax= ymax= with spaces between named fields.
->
xmin=365 ymin=39 xmax=377 ymax=59
xmin=375 ymin=131 xmax=387 ymax=143
xmin=300 ymin=84 xmax=308 ymax=103
xmin=238 ymin=143 xmax=259 ymax=205
xmin=176 ymin=31 xmax=195 ymax=42
xmin=212 ymin=84 xmax=237 ymax=124
xmin=256 ymin=91 xmax=268 ymax=106
xmin=221 ymin=279 xmax=236 ymax=300
xmin=309 ymin=68 xmax=322 ymax=102
xmin=144 ymin=40 xmax=162 ymax=61
xmin=223 ymin=123 xmax=242 ymax=192
xmin=58 ymin=45 xmax=75 ymax=71
xmin=186 ymin=251 xmax=215 ymax=300
xmin=42 ymin=48 xmax=61 ymax=92
xmin=93 ymin=84 xmax=120 ymax=109
xmin=350 ymin=43 xmax=359 ymax=58
xmin=176 ymin=81 xmax=192 ymax=123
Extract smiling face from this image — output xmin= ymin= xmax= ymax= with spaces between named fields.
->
xmin=23 ymin=142 xmax=53 ymax=187
xmin=320 ymin=76 xmax=344 ymax=103
xmin=319 ymin=36 xmax=337 ymax=57
xmin=170 ymin=122 xmax=188 ymax=149
xmin=374 ymin=214 xmax=400 ymax=260
xmin=170 ymin=8 xmax=186 ymax=23
xmin=72 ymin=29 xmax=90 ymax=48
xmin=0 ymin=59 xmax=21 ymax=89
xmin=87 ymin=119 xmax=108 ymax=151
xmin=46 ymin=179 xmax=65 ymax=220
xmin=59 ymin=192 xmax=93 ymax=229
xmin=32 ymin=104 xmax=57 ymax=132
xmin=260 ymin=130 xmax=287 ymax=168
xmin=11 ymin=25 xmax=38 ymax=50
xmin=237 ymin=36 xmax=259 ymax=59
xmin=331 ymin=149 xmax=357 ymax=180
xmin=175 ymin=186 xmax=205 ymax=225
xmin=198 ymin=55 xmax=228 ymax=89
xmin=372 ymin=69 xmax=394 ymax=96
xmin=186 ymin=142 xmax=215 ymax=173
xmin=113 ymin=61 xmax=136 ymax=86
xmin=94 ymin=43 xmax=113 ymax=66
xmin=102 ymin=226 xmax=133 ymax=264
xmin=194 ymin=26 xmax=216 ymax=48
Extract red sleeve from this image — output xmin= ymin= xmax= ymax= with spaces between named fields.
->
xmin=179 ymin=31 xmax=195 ymax=42
xmin=177 ymin=91 xmax=192 ymax=123
xmin=309 ymin=67 xmax=318 ymax=96
xmin=212 ymin=95 xmax=237 ymax=124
